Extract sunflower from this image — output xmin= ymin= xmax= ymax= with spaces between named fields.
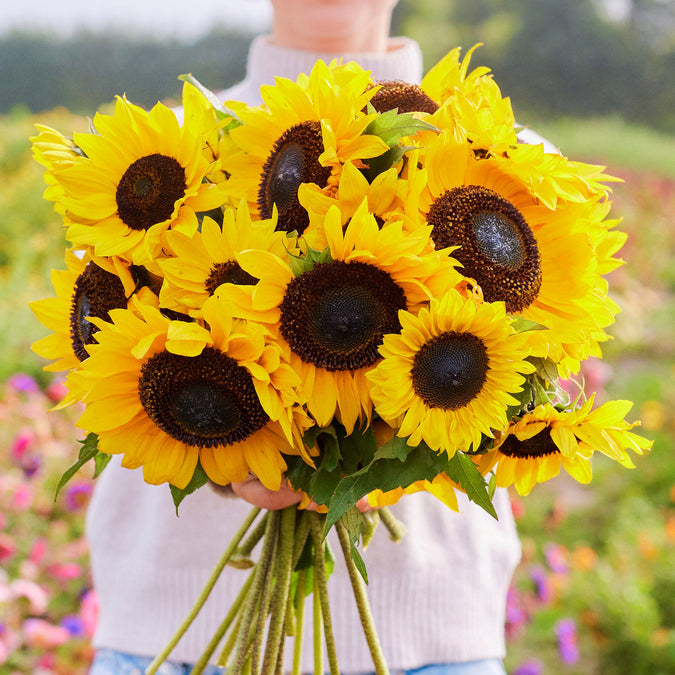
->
xmin=221 ymin=59 xmax=389 ymax=235
xmin=483 ymin=397 xmax=652 ymax=495
xmin=217 ymin=201 xmax=462 ymax=432
xmin=30 ymin=250 xmax=141 ymax=372
xmin=367 ymin=289 xmax=535 ymax=454
xmin=411 ymin=134 xmax=616 ymax=360
xmin=158 ymin=201 xmax=297 ymax=317
xmin=298 ymin=160 xmax=406 ymax=250
xmin=418 ymin=45 xmax=518 ymax=149
xmin=68 ymin=295 xmax=313 ymax=489
xmin=31 ymin=125 xmax=83 ymax=215
xmin=53 ymin=85 xmax=226 ymax=268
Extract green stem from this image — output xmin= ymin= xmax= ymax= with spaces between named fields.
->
xmin=232 ymin=510 xmax=280 ymax=675
xmin=215 ymin=609 xmax=243 ymax=667
xmin=378 ymin=507 xmax=407 ymax=542
xmin=250 ymin=543 xmax=277 ymax=675
xmin=309 ymin=513 xmax=340 ymax=675
xmin=292 ymin=569 xmax=307 ymax=675
xmin=336 ymin=519 xmax=390 ymax=675
xmin=190 ymin=567 xmax=255 ymax=675
xmin=312 ymin=571 xmax=323 ymax=675
xmin=262 ymin=506 xmax=296 ymax=674
xmin=230 ymin=512 xmax=270 ymax=568
xmin=144 ymin=506 xmax=261 ymax=675
xmin=291 ymin=509 xmax=312 ymax=569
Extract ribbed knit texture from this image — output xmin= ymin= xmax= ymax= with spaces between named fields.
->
xmin=86 ymin=34 xmax=523 ymax=672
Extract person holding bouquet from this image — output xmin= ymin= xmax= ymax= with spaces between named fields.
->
xmin=85 ymin=1 xmax=523 ymax=674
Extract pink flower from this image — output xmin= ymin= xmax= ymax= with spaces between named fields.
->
xmin=22 ymin=618 xmax=70 ymax=648
xmin=544 ymin=542 xmax=568 ymax=574
xmin=45 ymin=379 xmax=68 ymax=403
xmin=10 ymin=579 xmax=49 ymax=615
xmin=11 ymin=484 xmax=33 ymax=511
xmin=0 ymin=534 xmax=16 ymax=564
xmin=29 ymin=538 xmax=48 ymax=565
xmin=47 ymin=562 xmax=83 ymax=582
xmin=10 ymin=430 xmax=34 ymax=461
xmin=79 ymin=590 xmax=99 ymax=637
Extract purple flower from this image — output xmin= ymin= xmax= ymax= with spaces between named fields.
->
xmin=544 ymin=542 xmax=568 ymax=574
xmin=530 ymin=565 xmax=553 ymax=604
xmin=65 ymin=482 xmax=93 ymax=511
xmin=60 ymin=615 xmax=85 ymax=637
xmin=512 ymin=660 xmax=543 ymax=675
xmin=7 ymin=373 xmax=39 ymax=394
xmin=555 ymin=618 xmax=579 ymax=664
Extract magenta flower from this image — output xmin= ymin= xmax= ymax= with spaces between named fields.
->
xmin=65 ymin=482 xmax=93 ymax=511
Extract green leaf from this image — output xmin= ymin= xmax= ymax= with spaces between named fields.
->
xmin=445 ymin=453 xmax=498 ymax=520
xmin=532 ymin=357 xmax=560 ymax=384
xmin=324 ymin=442 xmax=451 ymax=533
xmin=93 ymin=451 xmax=112 ymax=478
xmin=340 ymin=508 xmax=369 ymax=584
xmin=363 ymin=144 xmax=419 ymax=181
xmin=510 ymin=317 xmax=549 ymax=333
xmin=350 ymin=541 xmax=368 ymax=584
xmin=169 ymin=461 xmax=209 ymax=515
xmin=178 ymin=73 xmax=239 ymax=120
xmin=364 ymin=109 xmax=437 ymax=147
xmin=488 ymin=472 xmax=497 ymax=501
xmin=371 ymin=433 xmax=414 ymax=462
xmin=55 ymin=433 xmax=100 ymax=499
xmin=287 ymin=246 xmax=332 ymax=278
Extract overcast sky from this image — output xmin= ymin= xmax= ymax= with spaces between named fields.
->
xmin=0 ymin=0 xmax=272 ymax=39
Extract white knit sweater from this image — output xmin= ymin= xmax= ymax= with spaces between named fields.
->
xmin=86 ymin=35 xmax=522 ymax=672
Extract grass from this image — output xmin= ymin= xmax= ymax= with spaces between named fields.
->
xmin=520 ymin=115 xmax=675 ymax=178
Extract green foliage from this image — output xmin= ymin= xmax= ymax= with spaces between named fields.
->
xmin=169 ymin=461 xmax=209 ymax=515
xmin=54 ymin=433 xmax=101 ymax=498
xmin=398 ymin=0 xmax=675 ymax=133
xmin=0 ymin=27 xmax=253 ymax=115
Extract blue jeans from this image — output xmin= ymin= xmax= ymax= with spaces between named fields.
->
xmin=89 ymin=650 xmax=507 ymax=675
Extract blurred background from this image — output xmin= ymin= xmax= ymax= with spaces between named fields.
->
xmin=0 ymin=1 xmax=673 ymax=673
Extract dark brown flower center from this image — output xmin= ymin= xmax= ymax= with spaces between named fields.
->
xmin=426 ymin=185 xmax=542 ymax=313
xmin=411 ymin=332 xmax=489 ymax=409
xmin=257 ymin=121 xmax=331 ymax=235
xmin=499 ymin=427 xmax=559 ymax=459
xmin=368 ymin=80 xmax=439 ymax=115
xmin=116 ymin=153 xmax=186 ymax=231
xmin=205 ymin=261 xmax=258 ymax=296
xmin=70 ymin=262 xmax=128 ymax=361
xmin=279 ymin=260 xmax=406 ymax=371
xmin=138 ymin=347 xmax=269 ymax=447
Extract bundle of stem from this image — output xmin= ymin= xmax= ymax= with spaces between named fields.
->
xmin=145 ymin=505 xmax=405 ymax=675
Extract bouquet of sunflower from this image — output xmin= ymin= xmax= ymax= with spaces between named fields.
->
xmin=30 ymin=46 xmax=651 ymax=675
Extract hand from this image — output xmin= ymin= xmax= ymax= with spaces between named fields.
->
xmin=230 ymin=475 xmax=375 ymax=513
xmin=230 ymin=475 xmax=303 ymax=511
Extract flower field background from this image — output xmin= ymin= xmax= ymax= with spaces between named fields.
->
xmin=0 ymin=106 xmax=673 ymax=674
